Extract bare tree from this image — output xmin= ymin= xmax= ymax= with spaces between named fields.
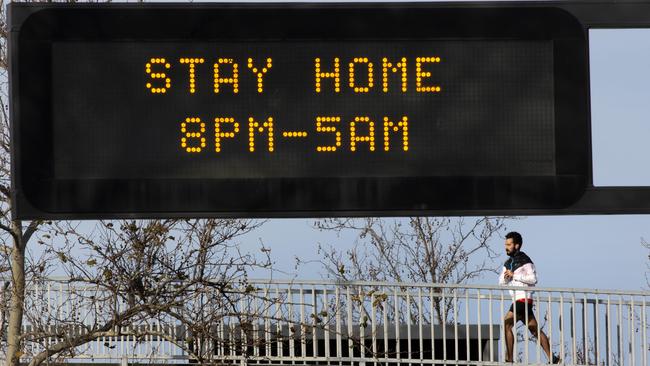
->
xmin=19 ymin=218 xmax=273 ymax=366
xmin=0 ymin=2 xmax=51 ymax=365
xmin=309 ymin=216 xmax=512 ymax=324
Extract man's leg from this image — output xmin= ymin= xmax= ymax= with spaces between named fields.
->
xmin=504 ymin=311 xmax=515 ymax=362
xmin=527 ymin=317 xmax=553 ymax=361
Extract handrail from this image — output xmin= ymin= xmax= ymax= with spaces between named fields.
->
xmin=6 ymin=276 xmax=649 ymax=297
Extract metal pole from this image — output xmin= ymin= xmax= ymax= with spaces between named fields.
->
xmin=418 ymin=288 xmax=423 ymax=362
xmin=488 ymin=290 xmax=494 ymax=363
xmin=641 ymin=296 xmax=648 ymax=365
xmin=477 ymin=289 xmax=482 ymax=363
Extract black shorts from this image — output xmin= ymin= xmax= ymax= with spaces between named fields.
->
xmin=508 ymin=301 xmax=536 ymax=322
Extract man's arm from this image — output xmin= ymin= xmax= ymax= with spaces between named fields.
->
xmin=498 ymin=266 xmax=509 ymax=285
xmin=513 ymin=263 xmax=537 ymax=285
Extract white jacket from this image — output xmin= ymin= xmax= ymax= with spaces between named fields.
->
xmin=498 ymin=251 xmax=537 ymax=302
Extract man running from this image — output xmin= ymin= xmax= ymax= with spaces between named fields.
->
xmin=499 ymin=231 xmax=560 ymax=364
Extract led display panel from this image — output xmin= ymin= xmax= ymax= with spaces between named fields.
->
xmin=10 ymin=4 xmax=590 ymax=218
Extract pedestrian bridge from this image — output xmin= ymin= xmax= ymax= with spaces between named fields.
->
xmin=10 ymin=279 xmax=650 ymax=365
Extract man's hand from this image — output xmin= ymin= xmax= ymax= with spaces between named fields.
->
xmin=504 ymin=270 xmax=514 ymax=281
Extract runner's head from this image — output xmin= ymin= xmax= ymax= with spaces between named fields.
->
xmin=505 ymin=231 xmax=522 ymax=256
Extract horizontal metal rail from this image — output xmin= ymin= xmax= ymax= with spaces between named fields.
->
xmin=14 ymin=276 xmax=650 ymax=296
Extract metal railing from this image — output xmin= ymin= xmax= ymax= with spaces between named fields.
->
xmin=8 ymin=279 xmax=650 ymax=365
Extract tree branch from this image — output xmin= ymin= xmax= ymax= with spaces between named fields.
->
xmin=22 ymin=221 xmax=41 ymax=244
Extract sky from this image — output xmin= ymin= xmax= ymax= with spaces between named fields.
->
xmin=232 ymin=28 xmax=650 ymax=292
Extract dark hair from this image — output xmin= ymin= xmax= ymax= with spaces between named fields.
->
xmin=505 ymin=231 xmax=523 ymax=246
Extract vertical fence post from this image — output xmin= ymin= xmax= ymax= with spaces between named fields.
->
xmin=348 ymin=286 xmax=354 ymax=362
xmin=395 ymin=287 xmax=401 ymax=362
xmin=277 ymin=286 xmax=283 ymax=360
xmin=443 ymin=288 xmax=447 ymax=361
xmin=558 ymin=292 xmax=566 ymax=362
xmin=488 ymin=290 xmax=494 ymax=363
xmin=430 ymin=287 xmax=436 ymax=363
xmin=606 ymin=295 xmax=611 ymax=366
xmin=465 ymin=289 xmax=470 ymax=364
xmin=513 ymin=289 xmax=517 ymax=363
xmin=641 ymin=296 xmax=649 ymax=365
xmin=618 ymin=296 xmax=624 ymax=366
xmin=571 ymin=293 xmax=577 ymax=363
xmin=335 ymin=286 xmax=342 ymax=364
xmin=453 ymin=289 xmax=458 ymax=363
xmin=500 ymin=290 xmax=505 ymax=363
xmin=418 ymin=288 xmax=423 ymax=362
xmin=595 ymin=295 xmax=600 ymax=365
xmin=630 ymin=297 xmax=635 ymax=366
xmin=299 ymin=285 xmax=306 ymax=361
xmin=383 ymin=287 xmax=389 ymax=365
xmin=252 ymin=290 xmax=259 ymax=362
xmin=311 ymin=286 xmax=317 ymax=360
xmin=324 ymin=287 xmax=329 ymax=363
xmin=289 ymin=285 xmax=295 ymax=364
xmin=370 ymin=289 xmax=377 ymax=364
xmin=583 ymin=294 xmax=588 ymax=365
xmin=477 ymin=289 xmax=482 ymax=364
xmin=548 ymin=292 xmax=553 ymax=365
xmin=406 ymin=290 xmax=411 ymax=365
xmin=524 ymin=290 xmax=529 ymax=364
xmin=358 ymin=286 xmax=365 ymax=362
xmin=535 ymin=291 xmax=541 ymax=364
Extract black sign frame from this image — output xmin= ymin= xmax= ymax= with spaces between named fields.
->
xmin=9 ymin=2 xmax=626 ymax=219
